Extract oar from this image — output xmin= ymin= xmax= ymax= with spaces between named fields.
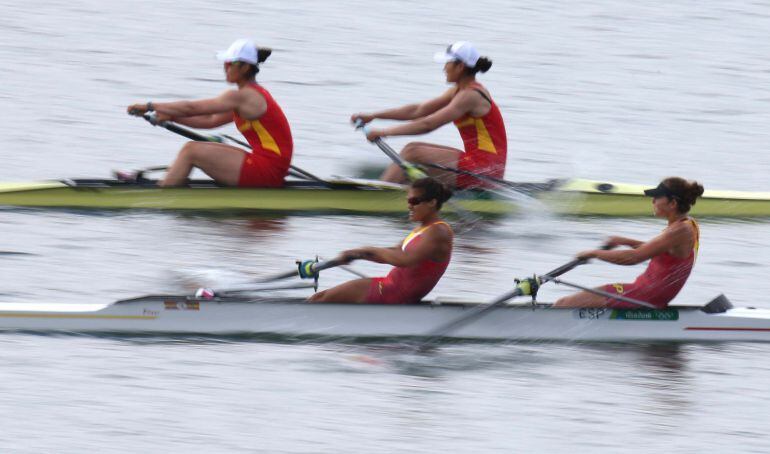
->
xmin=198 ymin=281 xmax=317 ymax=298
xmin=137 ymin=113 xmax=328 ymax=186
xmin=354 ymin=121 xmax=480 ymax=224
xmin=254 ymin=257 xmax=352 ymax=284
xmin=416 ymin=246 xmax=611 ymax=351
xmin=547 ymin=277 xmax=655 ymax=309
xmin=353 ymin=120 xmax=427 ymax=181
xmin=317 ymin=256 xmax=369 ymax=279
xmin=195 ymin=257 xmax=353 ymax=298
xmin=351 ymin=119 xmax=552 ymax=195
xmin=419 ymin=162 xmax=553 ymax=194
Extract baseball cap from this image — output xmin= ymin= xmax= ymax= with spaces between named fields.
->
xmin=433 ymin=41 xmax=480 ymax=67
xmin=216 ymin=39 xmax=258 ymax=65
xmin=644 ymin=182 xmax=679 ymax=199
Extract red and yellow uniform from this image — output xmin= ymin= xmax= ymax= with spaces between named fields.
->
xmin=366 ymin=221 xmax=452 ymax=304
xmin=233 ymin=83 xmax=293 ymax=187
xmin=453 ymin=83 xmax=507 ymax=189
xmin=603 ymin=218 xmax=700 ymax=309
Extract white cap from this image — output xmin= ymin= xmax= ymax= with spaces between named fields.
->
xmin=433 ymin=41 xmax=480 ymax=67
xmin=216 ymin=39 xmax=258 ymax=65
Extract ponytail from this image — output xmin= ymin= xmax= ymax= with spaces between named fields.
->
xmin=244 ymin=47 xmax=272 ymax=77
xmin=464 ymin=56 xmax=493 ymax=75
xmin=257 ymin=47 xmax=272 ymax=64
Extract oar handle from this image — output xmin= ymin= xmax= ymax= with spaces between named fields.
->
xmin=297 ymin=256 xmax=360 ymax=279
xmin=138 ymin=113 xmax=331 ymax=187
xmin=539 ymin=244 xmax=612 ymax=284
xmin=354 ymin=120 xmax=427 ymax=180
xmin=141 ymin=113 xmax=223 ymax=143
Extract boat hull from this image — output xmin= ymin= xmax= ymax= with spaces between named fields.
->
xmin=1 ymin=296 xmax=769 ymax=342
xmin=2 ymin=178 xmax=770 ymax=216
xmin=0 ymin=180 xmax=513 ymax=215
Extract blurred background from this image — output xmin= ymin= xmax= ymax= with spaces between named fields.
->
xmin=1 ymin=1 xmax=770 ymax=452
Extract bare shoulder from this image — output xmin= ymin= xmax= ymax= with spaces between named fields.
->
xmin=662 ymin=219 xmax=696 ymax=245
xmin=667 ymin=219 xmax=694 ymax=234
xmin=430 ymin=221 xmax=454 ymax=241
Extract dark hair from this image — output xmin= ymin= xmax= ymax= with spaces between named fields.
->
xmin=243 ymin=47 xmax=273 ymax=78
xmin=411 ymin=177 xmax=453 ymax=210
xmin=662 ymin=177 xmax=705 ymax=213
xmin=464 ymin=56 xmax=492 ymax=75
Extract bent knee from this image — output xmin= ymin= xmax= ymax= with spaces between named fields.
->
xmin=401 ymin=142 xmax=429 ymax=161
xmin=178 ymin=142 xmax=207 ymax=159
xmin=308 ymin=291 xmax=326 ymax=303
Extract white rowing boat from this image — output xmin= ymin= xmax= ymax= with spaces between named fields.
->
xmin=1 ymin=294 xmax=769 ymax=342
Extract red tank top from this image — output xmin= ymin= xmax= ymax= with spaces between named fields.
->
xmin=384 ymin=221 xmax=452 ymax=303
xmin=452 ymin=82 xmax=507 ymax=188
xmin=232 ymin=83 xmax=293 ymax=173
xmin=632 ymin=218 xmax=700 ymax=306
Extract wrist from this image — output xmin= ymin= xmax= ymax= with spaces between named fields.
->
xmin=146 ymin=102 xmax=155 ymax=112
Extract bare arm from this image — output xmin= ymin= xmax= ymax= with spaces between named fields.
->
xmin=173 ymin=112 xmax=234 ymax=129
xmin=154 ymin=90 xmax=243 ymax=118
xmin=370 ymin=90 xmax=479 ymax=139
xmin=580 ymin=224 xmax=692 ymax=265
xmin=606 ymin=235 xmax=644 ymax=249
xmin=128 ymin=89 xmax=262 ymax=128
xmin=352 ymin=88 xmax=456 ymax=123
xmin=339 ymin=225 xmax=452 ymax=267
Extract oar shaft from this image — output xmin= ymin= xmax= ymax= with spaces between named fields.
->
xmin=141 ymin=114 xmax=330 ymax=186
xmin=420 ymin=162 xmax=515 ymax=189
xmin=418 ymin=246 xmax=611 ymax=349
xmin=420 ymin=286 xmax=524 ymax=344
xmin=355 ymin=121 xmax=426 ymax=179
xmin=540 ymin=258 xmax=588 ymax=284
xmin=550 ymin=277 xmax=656 ymax=309
xmin=143 ymin=113 xmax=220 ymax=143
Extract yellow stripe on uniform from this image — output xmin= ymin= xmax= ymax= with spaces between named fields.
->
xmin=454 ymin=117 xmax=475 ymax=128
xmin=691 ymin=218 xmax=700 ymax=257
xmin=402 ymin=221 xmax=450 ymax=250
xmin=243 ymin=120 xmax=281 ymax=156
xmin=474 ymin=119 xmax=496 ymax=154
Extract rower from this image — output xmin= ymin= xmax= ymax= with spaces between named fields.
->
xmin=351 ymin=41 xmax=506 ymax=189
xmin=555 ymin=177 xmax=704 ymax=309
xmin=127 ymin=39 xmax=293 ymax=188
xmin=309 ymin=178 xmax=454 ymax=304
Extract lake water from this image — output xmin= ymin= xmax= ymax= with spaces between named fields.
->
xmin=1 ymin=0 xmax=770 ymax=452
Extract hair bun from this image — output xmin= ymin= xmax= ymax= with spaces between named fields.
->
xmin=475 ymin=57 xmax=492 ymax=73
xmin=256 ymin=47 xmax=272 ymax=64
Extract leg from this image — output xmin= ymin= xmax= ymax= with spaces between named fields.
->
xmin=554 ymin=289 xmax=609 ymax=308
xmin=380 ymin=142 xmax=462 ymax=187
xmin=161 ymin=142 xmax=246 ymax=187
xmin=308 ymin=278 xmax=373 ymax=303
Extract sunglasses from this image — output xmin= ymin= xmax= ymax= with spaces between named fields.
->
xmin=224 ymin=61 xmax=244 ymax=69
xmin=407 ymin=196 xmax=429 ymax=206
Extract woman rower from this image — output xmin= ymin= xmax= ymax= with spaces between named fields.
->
xmin=351 ymin=41 xmax=506 ymax=189
xmin=127 ymin=39 xmax=292 ymax=187
xmin=309 ymin=178 xmax=454 ymax=304
xmin=555 ymin=177 xmax=704 ymax=309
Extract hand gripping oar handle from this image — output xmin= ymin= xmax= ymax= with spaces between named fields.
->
xmin=416 ymin=245 xmax=612 ymax=350
xmin=142 ymin=112 xmax=223 ymax=143
xmin=139 ymin=113 xmax=329 ymax=186
xmin=353 ymin=120 xmax=481 ymax=225
xmin=255 ymin=257 xmax=351 ymax=284
xmin=354 ymin=120 xmax=427 ymax=181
